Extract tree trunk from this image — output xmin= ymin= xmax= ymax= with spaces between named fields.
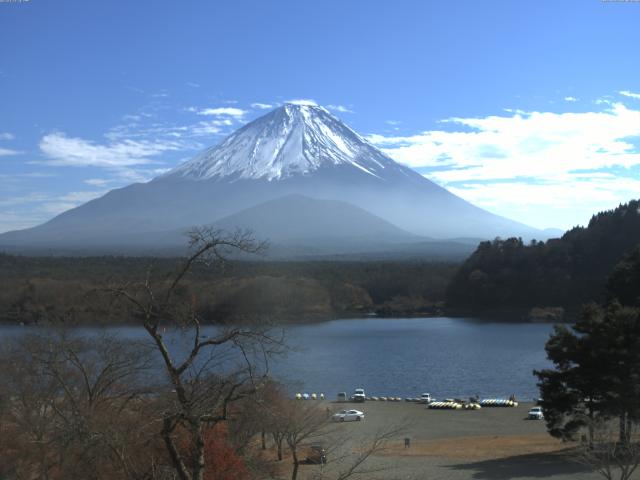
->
xmin=162 ymin=418 xmax=191 ymax=480
xmin=261 ymin=430 xmax=266 ymax=450
xmin=273 ymin=433 xmax=283 ymax=461
xmin=588 ymin=405 xmax=594 ymax=449
xmin=291 ymin=448 xmax=299 ymax=480
xmin=192 ymin=423 xmax=206 ymax=480
xmin=619 ymin=412 xmax=628 ymax=445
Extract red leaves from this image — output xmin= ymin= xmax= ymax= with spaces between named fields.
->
xmin=203 ymin=424 xmax=249 ymax=480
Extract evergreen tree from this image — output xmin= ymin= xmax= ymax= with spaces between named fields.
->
xmin=535 ymin=303 xmax=640 ymax=444
xmin=607 ymin=245 xmax=640 ymax=307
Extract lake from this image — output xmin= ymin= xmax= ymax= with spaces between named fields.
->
xmin=0 ymin=317 xmax=555 ymax=401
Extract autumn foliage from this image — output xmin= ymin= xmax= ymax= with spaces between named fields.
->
xmin=203 ymin=424 xmax=250 ymax=480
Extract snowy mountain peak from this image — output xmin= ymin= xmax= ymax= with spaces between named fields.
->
xmin=164 ymin=103 xmax=402 ymax=181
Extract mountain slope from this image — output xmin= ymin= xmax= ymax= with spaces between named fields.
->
xmin=0 ymin=103 xmax=545 ymax=252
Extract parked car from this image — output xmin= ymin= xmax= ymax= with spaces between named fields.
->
xmin=332 ymin=409 xmax=365 ymax=422
xmin=528 ymin=406 xmax=544 ymax=420
xmin=352 ymin=388 xmax=366 ymax=403
xmin=419 ymin=393 xmax=432 ymax=404
xmin=306 ymin=443 xmax=327 ymax=464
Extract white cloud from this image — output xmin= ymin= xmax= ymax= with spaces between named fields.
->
xmin=0 ymin=147 xmax=20 ymax=156
xmin=620 ymin=90 xmax=640 ymax=100
xmin=186 ymin=82 xmax=200 ymax=88
xmin=327 ymin=104 xmax=355 ymax=113
xmin=369 ymin=101 xmax=640 ymax=229
xmin=39 ymin=190 xmax=106 ymax=216
xmin=564 ymin=96 xmax=578 ymax=102
xmin=0 ymin=211 xmax=43 ymax=234
xmin=40 ymin=132 xmax=183 ymax=168
xmin=0 ymin=192 xmax=48 ymax=208
xmin=370 ymin=103 xmax=640 ymax=181
xmin=0 ymin=189 xmax=110 ymax=233
xmin=84 ymin=178 xmax=110 ymax=186
xmin=285 ymin=98 xmax=318 ymax=106
xmin=448 ymin=176 xmax=640 ymax=230
xmin=193 ymin=107 xmax=246 ymax=117
xmin=251 ymin=102 xmax=274 ymax=110
xmin=0 ymin=132 xmax=14 ymax=140
xmin=385 ymin=120 xmax=401 ymax=126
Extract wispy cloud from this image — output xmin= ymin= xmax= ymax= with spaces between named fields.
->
xmin=0 ymin=147 xmax=20 ymax=156
xmin=0 ymin=190 xmax=108 ymax=233
xmin=564 ymin=96 xmax=578 ymax=102
xmin=0 ymin=132 xmax=14 ymax=140
xmin=191 ymin=107 xmax=246 ymax=117
xmin=285 ymin=98 xmax=318 ymax=106
xmin=84 ymin=178 xmax=111 ymax=187
xmin=0 ymin=192 xmax=49 ymax=208
xmin=368 ymin=101 xmax=640 ymax=229
xmin=251 ymin=102 xmax=274 ymax=110
xmin=186 ymin=82 xmax=200 ymax=88
xmin=38 ymin=190 xmax=107 ymax=216
xmin=620 ymin=90 xmax=640 ymax=100
xmin=39 ymin=132 xmax=184 ymax=168
xmin=327 ymin=104 xmax=355 ymax=113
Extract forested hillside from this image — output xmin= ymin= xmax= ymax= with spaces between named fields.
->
xmin=0 ymin=255 xmax=457 ymax=324
xmin=446 ymin=200 xmax=640 ymax=316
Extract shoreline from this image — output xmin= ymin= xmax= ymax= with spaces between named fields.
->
xmin=0 ymin=312 xmax=569 ymax=328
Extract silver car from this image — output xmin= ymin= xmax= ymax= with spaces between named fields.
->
xmin=528 ymin=406 xmax=544 ymax=420
xmin=332 ymin=409 xmax=365 ymax=422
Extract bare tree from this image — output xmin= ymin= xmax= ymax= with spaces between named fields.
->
xmin=0 ymin=336 xmax=60 ymax=479
xmin=106 ymin=227 xmax=284 ymax=480
xmin=281 ymin=401 xmax=331 ymax=480
xmin=576 ymin=419 xmax=640 ymax=480
xmin=0 ymin=331 xmax=156 ymax=480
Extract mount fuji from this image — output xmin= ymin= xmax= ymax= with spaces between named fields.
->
xmin=0 ymin=103 xmax=546 ymax=256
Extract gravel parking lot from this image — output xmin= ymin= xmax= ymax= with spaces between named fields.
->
xmin=296 ymin=401 xmax=602 ymax=480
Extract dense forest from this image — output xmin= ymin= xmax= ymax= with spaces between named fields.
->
xmin=0 ymin=254 xmax=457 ymax=325
xmin=446 ymin=199 xmax=640 ymax=318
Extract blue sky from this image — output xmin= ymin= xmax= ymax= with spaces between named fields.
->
xmin=1 ymin=0 xmax=640 ymax=233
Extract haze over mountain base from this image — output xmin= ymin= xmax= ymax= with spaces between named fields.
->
xmin=0 ymin=104 xmax=556 ymax=257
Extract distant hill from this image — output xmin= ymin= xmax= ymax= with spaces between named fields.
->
xmin=446 ymin=199 xmax=640 ymax=315
xmin=213 ymin=194 xmax=416 ymax=244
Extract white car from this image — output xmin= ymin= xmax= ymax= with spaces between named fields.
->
xmin=332 ymin=409 xmax=365 ymax=422
xmin=528 ymin=406 xmax=544 ymax=420
xmin=420 ymin=393 xmax=432 ymax=404
xmin=352 ymin=388 xmax=366 ymax=403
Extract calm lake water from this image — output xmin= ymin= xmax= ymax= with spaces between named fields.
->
xmin=0 ymin=317 xmax=555 ymax=401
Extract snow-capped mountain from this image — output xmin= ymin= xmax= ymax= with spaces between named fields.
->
xmin=167 ymin=104 xmax=407 ymax=181
xmin=0 ymin=103 xmax=547 ymax=255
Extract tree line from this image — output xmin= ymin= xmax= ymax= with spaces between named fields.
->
xmin=0 ymin=253 xmax=457 ymax=325
xmin=446 ymin=199 xmax=640 ymax=316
